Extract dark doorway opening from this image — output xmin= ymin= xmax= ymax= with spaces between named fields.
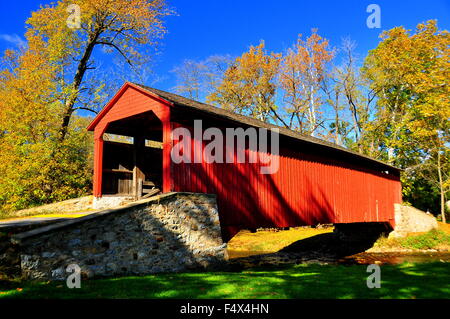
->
xmin=101 ymin=111 xmax=163 ymax=198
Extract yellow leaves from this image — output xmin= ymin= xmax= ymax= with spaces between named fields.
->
xmin=0 ymin=113 xmax=92 ymax=211
xmin=363 ymin=20 xmax=449 ymax=151
xmin=0 ymin=0 xmax=174 ymax=212
xmin=23 ymin=0 xmax=173 ymax=82
xmin=207 ymin=40 xmax=280 ymax=120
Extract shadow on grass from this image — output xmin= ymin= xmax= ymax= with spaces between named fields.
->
xmin=1 ymin=262 xmax=448 ymax=299
xmin=227 ymin=231 xmax=381 ymax=267
xmin=280 ymin=232 xmax=379 ymax=257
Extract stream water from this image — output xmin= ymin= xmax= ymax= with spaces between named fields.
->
xmin=339 ymin=252 xmax=450 ymax=265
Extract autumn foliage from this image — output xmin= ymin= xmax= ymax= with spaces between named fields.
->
xmin=175 ymin=21 xmax=449 ymax=220
xmin=0 ymin=0 xmax=172 ymax=213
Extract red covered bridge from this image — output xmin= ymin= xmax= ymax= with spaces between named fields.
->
xmin=87 ymin=82 xmax=402 ymax=241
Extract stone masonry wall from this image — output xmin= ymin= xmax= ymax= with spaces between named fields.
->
xmin=12 ymin=192 xmax=226 ymax=280
xmin=390 ymin=204 xmax=438 ymax=238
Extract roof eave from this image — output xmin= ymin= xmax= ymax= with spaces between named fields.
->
xmin=87 ymin=82 xmax=173 ymax=131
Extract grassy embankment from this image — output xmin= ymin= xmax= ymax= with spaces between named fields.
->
xmin=371 ymin=222 xmax=450 ymax=251
xmin=0 ymin=196 xmax=95 ymax=220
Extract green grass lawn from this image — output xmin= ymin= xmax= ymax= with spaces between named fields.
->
xmin=1 ymin=262 xmax=449 ymax=299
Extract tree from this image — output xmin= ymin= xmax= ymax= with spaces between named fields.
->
xmin=363 ymin=20 xmax=450 ymax=220
xmin=278 ymin=30 xmax=334 ymax=135
xmin=320 ymin=65 xmax=345 ymax=145
xmin=172 ymin=55 xmax=232 ymax=101
xmin=172 ymin=59 xmax=207 ymax=100
xmin=321 ymin=38 xmax=377 ymax=151
xmin=207 ymin=41 xmax=281 ymax=122
xmin=0 ymin=0 xmax=173 ymax=212
xmin=0 ymin=47 xmax=92 ymax=211
xmin=27 ymin=0 xmax=173 ymax=140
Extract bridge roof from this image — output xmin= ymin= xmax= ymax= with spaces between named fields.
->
xmin=88 ymin=81 xmax=400 ymax=173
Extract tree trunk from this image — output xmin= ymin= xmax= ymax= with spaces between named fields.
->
xmin=58 ymin=31 xmax=100 ymax=141
xmin=334 ymin=92 xmax=340 ymax=145
xmin=437 ymin=150 xmax=446 ymax=223
xmin=309 ymin=85 xmax=316 ymax=136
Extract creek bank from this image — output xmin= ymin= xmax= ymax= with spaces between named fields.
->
xmin=228 ymin=227 xmax=450 ymax=268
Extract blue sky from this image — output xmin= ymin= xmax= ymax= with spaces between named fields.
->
xmin=1 ymin=0 xmax=449 ymax=93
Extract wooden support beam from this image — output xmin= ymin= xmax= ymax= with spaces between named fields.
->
xmin=93 ymin=137 xmax=104 ymax=197
xmin=133 ymin=136 xmax=146 ymax=199
xmin=141 ymin=188 xmax=160 ymax=199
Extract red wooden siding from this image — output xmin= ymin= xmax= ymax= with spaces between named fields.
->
xmin=170 ymin=121 xmax=402 ymax=240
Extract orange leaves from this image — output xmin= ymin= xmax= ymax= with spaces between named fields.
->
xmin=207 ymin=41 xmax=280 ymax=121
xmin=298 ymin=30 xmax=334 ymax=78
xmin=206 ymin=30 xmax=335 ymax=134
xmin=279 ymin=31 xmax=334 ymax=134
